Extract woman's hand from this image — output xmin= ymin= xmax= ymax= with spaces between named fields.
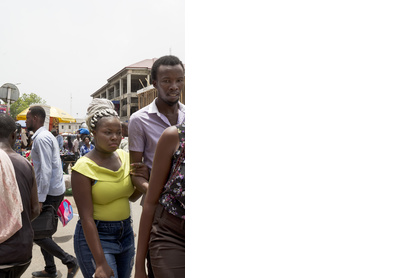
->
xmin=130 ymin=162 xmax=149 ymax=180
xmin=93 ymin=263 xmax=114 ymax=278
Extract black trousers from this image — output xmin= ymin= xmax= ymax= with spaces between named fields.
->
xmin=33 ymin=194 xmax=75 ymax=274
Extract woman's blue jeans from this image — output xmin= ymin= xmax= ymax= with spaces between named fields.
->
xmin=74 ymin=217 xmax=135 ymax=278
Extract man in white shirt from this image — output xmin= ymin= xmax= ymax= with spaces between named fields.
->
xmin=26 ymin=106 xmax=79 ymax=278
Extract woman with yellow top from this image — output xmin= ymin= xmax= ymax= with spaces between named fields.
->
xmin=71 ymin=99 xmax=145 ymax=278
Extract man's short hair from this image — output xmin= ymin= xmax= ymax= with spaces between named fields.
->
xmin=0 ymin=113 xmax=17 ymax=139
xmin=29 ymin=106 xmax=46 ymax=121
xmin=151 ymin=55 xmax=185 ymax=82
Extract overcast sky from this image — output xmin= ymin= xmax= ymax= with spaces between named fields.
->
xmin=0 ymin=0 xmax=184 ymax=119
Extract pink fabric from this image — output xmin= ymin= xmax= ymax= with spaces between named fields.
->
xmin=0 ymin=149 xmax=23 ymax=243
xmin=57 ymin=199 xmax=73 ymax=226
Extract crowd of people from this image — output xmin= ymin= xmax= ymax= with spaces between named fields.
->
xmin=13 ymin=123 xmax=96 ymax=176
xmin=0 ymin=55 xmax=185 ymax=278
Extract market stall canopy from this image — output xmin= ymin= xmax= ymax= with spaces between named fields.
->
xmin=16 ymin=106 xmax=76 ymax=123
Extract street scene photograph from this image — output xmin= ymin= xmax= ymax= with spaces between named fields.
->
xmin=3 ymin=1 xmax=400 ymax=278
xmin=0 ymin=1 xmax=185 ymax=278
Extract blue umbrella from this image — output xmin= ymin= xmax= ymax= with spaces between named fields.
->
xmin=78 ymin=128 xmax=90 ymax=135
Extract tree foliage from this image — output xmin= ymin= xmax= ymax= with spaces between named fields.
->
xmin=10 ymin=93 xmax=46 ymax=119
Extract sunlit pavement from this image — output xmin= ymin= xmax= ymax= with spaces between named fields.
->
xmin=22 ymin=185 xmax=143 ymax=278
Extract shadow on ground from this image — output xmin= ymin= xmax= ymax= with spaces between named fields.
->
xmin=53 ymin=235 xmax=73 ymax=244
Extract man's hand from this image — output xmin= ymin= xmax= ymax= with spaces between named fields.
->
xmin=39 ymin=202 xmax=43 ymax=212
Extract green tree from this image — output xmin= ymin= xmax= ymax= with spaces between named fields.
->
xmin=10 ymin=93 xmax=46 ymax=119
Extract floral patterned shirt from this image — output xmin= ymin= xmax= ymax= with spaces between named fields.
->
xmin=80 ymin=144 xmax=94 ymax=156
xmin=159 ymin=123 xmax=185 ymax=219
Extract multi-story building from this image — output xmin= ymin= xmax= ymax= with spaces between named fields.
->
xmin=90 ymin=58 xmax=156 ymax=122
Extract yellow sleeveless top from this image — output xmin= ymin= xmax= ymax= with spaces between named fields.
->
xmin=72 ymin=149 xmax=134 ymax=221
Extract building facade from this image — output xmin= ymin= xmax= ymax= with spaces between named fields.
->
xmin=91 ymin=58 xmax=156 ymax=122
xmin=59 ymin=118 xmax=86 ymax=134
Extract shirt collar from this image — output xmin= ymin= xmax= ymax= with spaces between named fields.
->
xmin=148 ymin=97 xmax=185 ymax=115
xmin=148 ymin=98 xmax=160 ymax=114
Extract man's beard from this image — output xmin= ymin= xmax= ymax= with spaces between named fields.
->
xmin=166 ymin=99 xmax=180 ymax=106
xmin=156 ymin=95 xmax=180 ymax=107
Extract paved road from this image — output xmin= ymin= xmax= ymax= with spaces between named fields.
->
xmin=22 ymin=195 xmax=143 ymax=278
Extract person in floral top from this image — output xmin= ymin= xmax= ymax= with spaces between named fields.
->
xmin=135 ymin=123 xmax=185 ymax=278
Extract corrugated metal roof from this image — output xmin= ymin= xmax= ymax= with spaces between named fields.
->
xmin=126 ymin=58 xmax=158 ymax=69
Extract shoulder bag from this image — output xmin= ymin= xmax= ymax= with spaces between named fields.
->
xmin=31 ymin=205 xmax=58 ymax=240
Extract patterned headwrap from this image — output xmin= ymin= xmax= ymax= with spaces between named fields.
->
xmin=86 ymin=98 xmax=119 ymax=133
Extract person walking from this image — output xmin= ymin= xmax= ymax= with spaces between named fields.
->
xmin=134 ymin=123 xmax=185 ymax=278
xmin=26 ymin=106 xmax=79 ymax=278
xmin=128 ymin=55 xmax=185 ymax=277
xmin=0 ymin=113 xmax=40 ymax=278
xmin=71 ymin=99 xmax=143 ymax=278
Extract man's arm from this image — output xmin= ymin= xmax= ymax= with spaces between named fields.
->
xmin=129 ymin=151 xmax=149 ymax=194
xmin=34 ymin=138 xmax=54 ymax=202
xmin=129 ymin=189 xmax=143 ymax=202
xmin=29 ymin=165 xmax=40 ymax=220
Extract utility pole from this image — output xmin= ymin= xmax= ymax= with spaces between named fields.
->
xmin=70 ymin=93 xmax=72 ymax=115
